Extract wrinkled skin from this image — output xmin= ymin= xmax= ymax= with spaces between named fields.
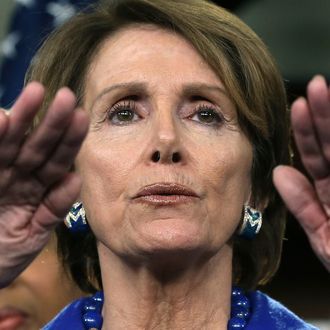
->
xmin=273 ymin=75 xmax=330 ymax=272
xmin=0 ymin=84 xmax=89 ymax=288
xmin=0 ymin=72 xmax=328 ymax=288
xmin=77 ymin=26 xmax=252 ymax=268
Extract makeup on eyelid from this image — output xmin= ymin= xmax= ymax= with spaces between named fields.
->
xmin=100 ymin=96 xmax=227 ymax=127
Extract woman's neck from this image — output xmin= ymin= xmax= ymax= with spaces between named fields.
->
xmin=98 ymin=243 xmax=233 ymax=330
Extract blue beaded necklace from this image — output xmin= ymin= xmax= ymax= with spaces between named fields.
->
xmin=82 ymin=287 xmax=250 ymax=329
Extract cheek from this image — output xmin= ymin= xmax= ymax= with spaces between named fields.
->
xmin=75 ymin=134 xmax=141 ymax=232
xmin=198 ymin=135 xmax=253 ymax=228
xmin=191 ymin=130 xmax=252 ymax=192
xmin=16 ymin=255 xmax=65 ymax=319
xmin=77 ymin=134 xmax=135 ymax=198
xmin=212 ymin=146 xmax=252 ymax=196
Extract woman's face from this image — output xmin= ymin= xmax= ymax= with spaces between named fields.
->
xmin=76 ymin=25 xmax=253 ymax=261
xmin=0 ymin=235 xmax=82 ymax=330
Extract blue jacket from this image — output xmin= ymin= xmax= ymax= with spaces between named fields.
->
xmin=43 ymin=291 xmax=318 ymax=329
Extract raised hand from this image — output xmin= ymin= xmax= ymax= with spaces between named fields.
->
xmin=0 ymin=82 xmax=89 ymax=288
xmin=273 ymin=75 xmax=330 ymax=272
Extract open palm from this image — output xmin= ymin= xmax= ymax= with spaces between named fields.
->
xmin=0 ymin=82 xmax=89 ymax=288
xmin=273 ymin=75 xmax=330 ymax=272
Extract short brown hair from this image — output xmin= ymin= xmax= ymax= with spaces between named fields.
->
xmin=27 ymin=0 xmax=290 ymax=292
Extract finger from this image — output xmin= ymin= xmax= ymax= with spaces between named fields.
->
xmin=0 ymin=109 xmax=9 ymax=139
xmin=306 ymin=75 xmax=330 ymax=161
xmin=273 ymin=165 xmax=327 ymax=234
xmin=31 ymin=172 xmax=82 ymax=233
xmin=35 ymin=109 xmax=89 ymax=185
xmin=4 ymin=82 xmax=45 ymax=140
xmin=0 ymin=82 xmax=45 ymax=167
xmin=291 ymin=97 xmax=329 ymax=179
xmin=14 ymin=88 xmax=78 ymax=171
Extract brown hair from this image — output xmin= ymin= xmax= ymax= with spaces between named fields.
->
xmin=27 ymin=0 xmax=290 ymax=292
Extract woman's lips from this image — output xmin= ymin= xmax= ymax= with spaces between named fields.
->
xmin=133 ymin=183 xmax=200 ymax=205
xmin=0 ymin=308 xmax=28 ymax=330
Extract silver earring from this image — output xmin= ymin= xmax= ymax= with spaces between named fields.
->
xmin=238 ymin=204 xmax=262 ymax=239
xmin=64 ymin=202 xmax=89 ymax=233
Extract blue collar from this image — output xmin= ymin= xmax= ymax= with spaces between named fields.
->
xmin=43 ymin=291 xmax=318 ymax=330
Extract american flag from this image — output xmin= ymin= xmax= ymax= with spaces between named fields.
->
xmin=0 ymin=0 xmax=95 ymax=108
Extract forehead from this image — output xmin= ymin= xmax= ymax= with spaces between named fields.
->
xmin=85 ymin=24 xmax=225 ymax=101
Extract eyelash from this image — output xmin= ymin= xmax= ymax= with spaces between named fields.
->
xmin=190 ymin=104 xmax=224 ymax=127
xmin=107 ymin=100 xmax=224 ymax=127
xmin=107 ymin=100 xmax=139 ymax=125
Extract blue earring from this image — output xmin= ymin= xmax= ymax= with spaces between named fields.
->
xmin=64 ymin=202 xmax=89 ymax=233
xmin=238 ymin=204 xmax=262 ymax=239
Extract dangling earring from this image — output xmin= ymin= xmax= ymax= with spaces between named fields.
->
xmin=64 ymin=202 xmax=89 ymax=233
xmin=238 ymin=204 xmax=262 ymax=239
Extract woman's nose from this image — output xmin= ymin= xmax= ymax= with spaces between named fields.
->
xmin=151 ymin=150 xmax=182 ymax=163
xmin=148 ymin=111 xmax=184 ymax=164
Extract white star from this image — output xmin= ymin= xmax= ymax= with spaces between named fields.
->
xmin=0 ymin=32 xmax=21 ymax=59
xmin=46 ymin=1 xmax=77 ymax=27
xmin=15 ymin=0 xmax=35 ymax=7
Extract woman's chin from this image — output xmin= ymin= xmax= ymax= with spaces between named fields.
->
xmin=136 ymin=219 xmax=208 ymax=257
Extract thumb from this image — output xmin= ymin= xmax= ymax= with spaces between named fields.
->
xmin=273 ymin=165 xmax=327 ymax=234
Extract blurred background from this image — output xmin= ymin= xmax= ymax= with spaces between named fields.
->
xmin=0 ymin=0 xmax=329 ymax=328
xmin=0 ymin=0 xmax=13 ymax=37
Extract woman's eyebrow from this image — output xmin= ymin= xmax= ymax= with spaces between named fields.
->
xmin=91 ymin=81 xmax=148 ymax=110
xmin=90 ymin=82 xmax=228 ymax=111
xmin=181 ymin=83 xmax=228 ymax=97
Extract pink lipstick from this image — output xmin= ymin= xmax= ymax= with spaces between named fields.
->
xmin=0 ymin=308 xmax=28 ymax=330
xmin=133 ymin=183 xmax=199 ymax=206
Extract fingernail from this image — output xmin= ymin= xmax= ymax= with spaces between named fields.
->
xmin=312 ymin=74 xmax=325 ymax=82
xmin=292 ymin=96 xmax=306 ymax=107
xmin=0 ymin=108 xmax=10 ymax=116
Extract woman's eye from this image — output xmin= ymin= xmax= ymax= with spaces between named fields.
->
xmin=114 ymin=109 xmax=135 ymax=121
xmin=191 ymin=106 xmax=223 ymax=125
xmin=108 ymin=101 xmax=139 ymax=125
